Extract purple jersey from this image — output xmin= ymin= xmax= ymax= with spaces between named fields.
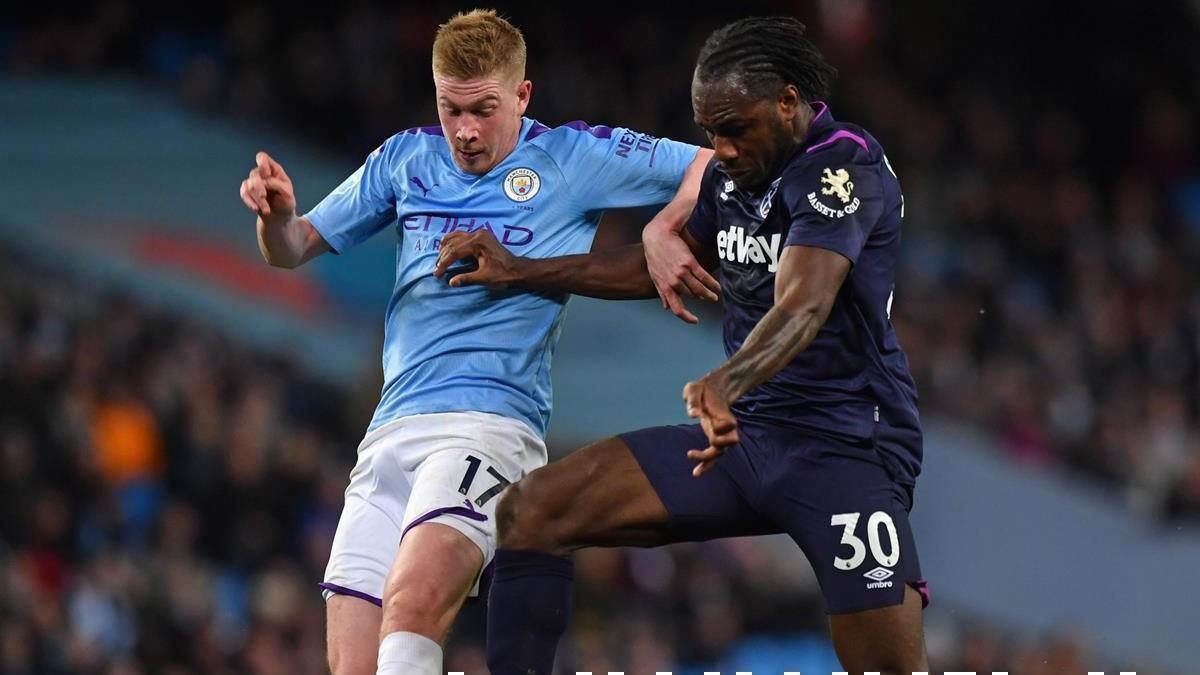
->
xmin=686 ymin=103 xmax=921 ymax=486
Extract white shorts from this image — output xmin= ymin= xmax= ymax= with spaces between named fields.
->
xmin=321 ymin=411 xmax=547 ymax=604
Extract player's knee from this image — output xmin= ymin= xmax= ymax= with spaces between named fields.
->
xmin=382 ymin=575 xmax=455 ymax=632
xmin=327 ymin=634 xmax=376 ymax=675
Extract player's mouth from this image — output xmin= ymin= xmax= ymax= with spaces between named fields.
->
xmin=456 ymin=148 xmax=485 ymax=162
xmin=725 ymin=168 xmax=752 ymax=184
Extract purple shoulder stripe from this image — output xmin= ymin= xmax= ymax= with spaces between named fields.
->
xmin=805 ymin=129 xmax=869 ymax=154
xmin=527 ymin=120 xmax=615 ymax=141
xmin=401 ymin=125 xmax=445 ymax=137
xmin=319 ymin=582 xmax=382 ymax=607
xmin=562 ymin=120 xmax=614 ymax=139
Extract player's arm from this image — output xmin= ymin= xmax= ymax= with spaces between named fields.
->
xmin=239 ymin=152 xmax=331 ymax=268
xmin=702 ymin=245 xmax=849 ymax=399
xmin=642 ymin=149 xmax=723 ymax=321
xmin=683 ymin=245 xmax=850 ymax=475
xmin=432 ymin=228 xmax=715 ymax=314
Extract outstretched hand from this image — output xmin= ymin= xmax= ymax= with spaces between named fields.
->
xmin=643 ymin=224 xmax=719 ymax=324
xmin=239 ymin=152 xmax=296 ymax=225
xmin=682 ymin=372 xmax=739 ymax=477
xmin=433 ymin=229 xmax=521 ymax=288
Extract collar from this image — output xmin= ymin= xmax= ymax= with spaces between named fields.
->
xmin=797 ymin=100 xmax=836 ymax=153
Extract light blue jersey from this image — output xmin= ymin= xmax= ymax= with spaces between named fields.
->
xmin=306 ymin=118 xmax=699 ymax=437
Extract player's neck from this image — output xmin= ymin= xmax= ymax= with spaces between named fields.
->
xmin=792 ymin=102 xmax=818 ymax=146
xmin=490 ymin=120 xmax=524 ymax=174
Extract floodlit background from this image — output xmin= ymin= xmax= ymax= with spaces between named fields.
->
xmin=2 ymin=1 xmax=1199 ymax=673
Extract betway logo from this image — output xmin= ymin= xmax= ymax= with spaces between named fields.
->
xmin=716 ymin=226 xmax=782 ymax=273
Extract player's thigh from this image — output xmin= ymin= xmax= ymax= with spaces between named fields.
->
xmin=829 ymin=584 xmax=928 ymax=674
xmin=322 ymin=427 xmax=411 ymax=609
xmin=381 ymin=521 xmax=483 ymax=638
xmin=394 ymin=414 xmax=545 ymax=596
xmin=326 ymin=594 xmax=381 ymax=675
xmin=762 ymin=433 xmax=927 ymax=615
xmin=501 ymin=424 xmax=772 ymax=552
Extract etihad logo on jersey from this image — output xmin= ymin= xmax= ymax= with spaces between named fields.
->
xmin=403 ymin=215 xmax=534 ymax=246
xmin=716 ymin=225 xmax=782 ymax=273
xmin=807 ymin=166 xmax=861 ymax=219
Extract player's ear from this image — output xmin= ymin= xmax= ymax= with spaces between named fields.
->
xmin=778 ymin=84 xmax=801 ymax=122
xmin=515 ymin=79 xmax=532 ymax=116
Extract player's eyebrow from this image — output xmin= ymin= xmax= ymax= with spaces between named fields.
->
xmin=439 ymin=93 xmax=501 ymax=107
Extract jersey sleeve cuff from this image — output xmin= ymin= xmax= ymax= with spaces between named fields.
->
xmin=304 ymin=210 xmax=343 ymax=255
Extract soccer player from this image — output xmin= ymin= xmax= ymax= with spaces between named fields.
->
xmin=434 ymin=17 xmax=929 ymax=675
xmin=237 ymin=10 xmax=713 ymax=675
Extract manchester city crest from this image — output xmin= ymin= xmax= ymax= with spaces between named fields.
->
xmin=503 ymin=167 xmax=541 ymax=202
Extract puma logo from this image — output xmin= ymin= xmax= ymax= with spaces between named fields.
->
xmin=410 ymin=176 xmax=438 ymax=197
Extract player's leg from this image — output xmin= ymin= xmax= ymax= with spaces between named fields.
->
xmin=830 ymin=584 xmax=928 ymax=675
xmin=325 ymin=595 xmax=381 ymax=675
xmin=378 ymin=411 xmax=547 ymax=675
xmin=488 ymin=425 xmax=773 ymax=675
xmin=322 ymin=429 xmax=407 ymax=675
xmin=376 ymin=522 xmax=482 ymax=675
xmin=763 ymin=429 xmax=929 ymax=675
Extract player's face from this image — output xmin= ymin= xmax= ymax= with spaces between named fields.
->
xmin=692 ymin=76 xmax=799 ymax=192
xmin=435 ymin=71 xmax=532 ymax=175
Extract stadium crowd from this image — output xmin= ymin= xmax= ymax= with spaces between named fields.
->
xmin=1 ymin=0 xmax=1196 ymax=673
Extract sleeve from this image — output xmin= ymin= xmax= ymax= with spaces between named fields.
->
xmin=547 ymin=123 xmax=701 ymax=211
xmin=684 ymin=159 xmax=721 ymax=247
xmin=780 ymin=141 xmax=883 ymax=265
xmin=303 ymin=134 xmax=401 ymax=254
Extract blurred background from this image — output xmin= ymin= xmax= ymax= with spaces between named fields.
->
xmin=2 ymin=0 xmax=1200 ymax=673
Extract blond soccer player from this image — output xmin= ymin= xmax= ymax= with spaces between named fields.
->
xmin=238 ymin=9 xmax=714 ymax=675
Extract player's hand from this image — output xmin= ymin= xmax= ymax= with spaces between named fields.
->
xmin=683 ymin=372 xmax=738 ymax=477
xmin=239 ymin=152 xmax=297 ymax=226
xmin=433 ymin=229 xmax=520 ymax=288
xmin=643 ymin=223 xmax=719 ymax=325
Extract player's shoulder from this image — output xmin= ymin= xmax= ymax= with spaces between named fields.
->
xmin=795 ymin=122 xmax=880 ymax=167
xmin=525 ymin=119 xmax=621 ymax=146
xmin=372 ymin=124 xmax=447 ymax=162
xmin=781 ymin=119 xmax=885 ymax=194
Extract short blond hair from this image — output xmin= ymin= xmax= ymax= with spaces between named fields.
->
xmin=432 ymin=9 xmax=527 ymax=82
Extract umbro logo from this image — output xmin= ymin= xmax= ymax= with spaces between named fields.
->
xmin=864 ymin=566 xmax=894 ymax=589
xmin=863 ymin=566 xmax=893 ymax=581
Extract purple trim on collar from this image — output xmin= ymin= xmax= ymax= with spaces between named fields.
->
xmin=319 ymin=582 xmax=383 ymax=607
xmin=402 ymin=125 xmax=445 ymax=137
xmin=805 ymin=129 xmax=869 ymax=154
xmin=402 ymin=505 xmax=488 ymax=540
xmin=810 ymin=101 xmax=829 ymax=123
xmin=525 ymin=121 xmax=552 ymax=140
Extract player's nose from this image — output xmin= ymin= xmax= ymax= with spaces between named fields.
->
xmin=456 ymin=122 xmax=480 ymax=144
xmin=712 ymin=136 xmax=738 ymax=164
